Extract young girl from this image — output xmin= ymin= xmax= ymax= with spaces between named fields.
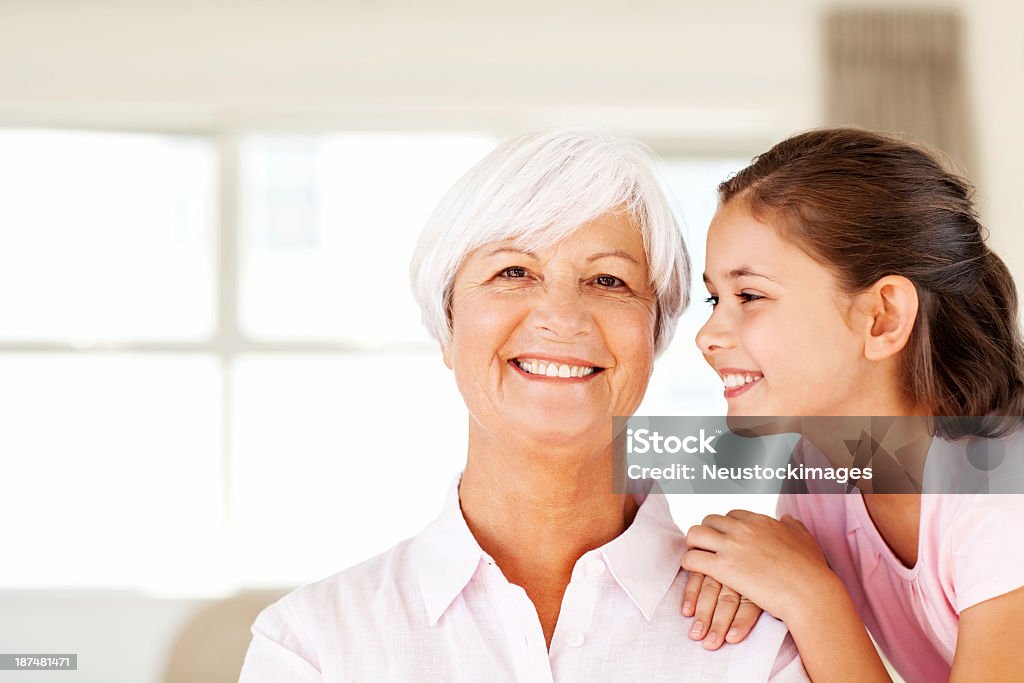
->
xmin=682 ymin=128 xmax=1024 ymax=682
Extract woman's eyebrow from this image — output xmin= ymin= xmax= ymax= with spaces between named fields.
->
xmin=483 ymin=246 xmax=539 ymax=259
xmin=586 ymin=250 xmax=640 ymax=264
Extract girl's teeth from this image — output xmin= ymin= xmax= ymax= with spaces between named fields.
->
xmin=723 ymin=373 xmax=761 ymax=388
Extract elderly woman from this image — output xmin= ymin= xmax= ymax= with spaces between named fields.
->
xmin=239 ymin=130 xmax=806 ymax=682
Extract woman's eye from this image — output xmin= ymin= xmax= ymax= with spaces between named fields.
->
xmin=593 ymin=274 xmax=625 ymax=288
xmin=738 ymin=292 xmax=764 ymax=303
xmin=704 ymin=295 xmax=719 ymax=307
xmin=499 ymin=267 xmax=528 ymax=278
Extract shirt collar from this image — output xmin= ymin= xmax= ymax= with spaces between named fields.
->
xmin=599 ymin=480 xmax=687 ymax=620
xmin=414 ymin=475 xmax=686 ymax=625
xmin=414 ymin=475 xmax=487 ymax=626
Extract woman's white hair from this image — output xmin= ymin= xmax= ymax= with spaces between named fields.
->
xmin=409 ymin=129 xmax=691 ymax=355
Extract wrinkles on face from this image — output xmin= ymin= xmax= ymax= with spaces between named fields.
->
xmin=444 ymin=212 xmax=658 ymax=450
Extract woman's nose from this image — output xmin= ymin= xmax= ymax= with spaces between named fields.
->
xmin=695 ymin=310 xmax=734 ymax=354
xmin=529 ymin=284 xmax=594 ymax=340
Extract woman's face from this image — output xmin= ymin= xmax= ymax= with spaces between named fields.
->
xmin=444 ymin=212 xmax=657 ymax=449
xmin=696 ymin=201 xmax=874 ymax=417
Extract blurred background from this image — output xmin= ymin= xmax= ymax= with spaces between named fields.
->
xmin=0 ymin=0 xmax=1021 ymax=681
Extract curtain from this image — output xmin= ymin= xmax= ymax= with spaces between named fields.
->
xmin=825 ymin=7 xmax=974 ymax=172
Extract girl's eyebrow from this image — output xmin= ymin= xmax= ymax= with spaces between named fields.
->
xmin=702 ymin=266 xmax=777 ymax=284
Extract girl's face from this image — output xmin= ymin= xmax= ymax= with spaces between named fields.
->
xmin=696 ymin=201 xmax=877 ymax=417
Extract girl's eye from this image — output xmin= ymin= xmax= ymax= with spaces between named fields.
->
xmin=705 ymin=292 xmax=762 ymax=307
xmin=499 ymin=267 xmax=528 ymax=278
xmin=594 ymin=274 xmax=625 ymax=288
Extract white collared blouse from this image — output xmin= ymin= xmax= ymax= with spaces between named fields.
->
xmin=240 ymin=476 xmax=808 ymax=682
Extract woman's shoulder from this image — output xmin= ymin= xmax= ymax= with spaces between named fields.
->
xmin=293 ymin=537 xmax=418 ymax=604
xmin=257 ymin=536 xmax=421 ymax=636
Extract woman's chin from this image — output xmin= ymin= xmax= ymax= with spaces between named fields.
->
xmin=507 ymin=415 xmax=610 ymax=451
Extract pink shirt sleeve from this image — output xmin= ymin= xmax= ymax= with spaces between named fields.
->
xmin=949 ymin=494 xmax=1024 ymax=613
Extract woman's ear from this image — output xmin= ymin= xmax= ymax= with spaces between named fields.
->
xmin=857 ymin=275 xmax=919 ymax=361
xmin=441 ymin=340 xmax=453 ymax=370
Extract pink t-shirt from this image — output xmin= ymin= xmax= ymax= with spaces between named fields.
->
xmin=778 ymin=435 xmax=1024 ymax=683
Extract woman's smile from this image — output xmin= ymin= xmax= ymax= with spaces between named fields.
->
xmin=444 ymin=211 xmax=656 ymax=448
xmin=509 ymin=355 xmax=605 ymax=380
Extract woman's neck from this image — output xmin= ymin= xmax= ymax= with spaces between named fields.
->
xmin=457 ymin=428 xmax=638 ymax=646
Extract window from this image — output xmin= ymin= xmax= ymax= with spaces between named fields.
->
xmin=0 ymin=129 xmax=749 ymax=592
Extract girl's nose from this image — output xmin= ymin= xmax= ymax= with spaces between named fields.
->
xmin=695 ymin=310 xmax=734 ymax=354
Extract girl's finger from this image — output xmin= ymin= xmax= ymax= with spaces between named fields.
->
xmin=725 ymin=509 xmax=758 ymax=520
xmin=780 ymin=513 xmax=807 ymax=531
xmin=702 ymin=585 xmax=742 ymax=650
xmin=780 ymin=514 xmax=814 ymax=539
xmin=699 ymin=513 xmax=740 ymax=533
xmin=689 ymin=574 xmax=723 ymax=641
xmin=684 ymin=548 xmax=716 ymax=573
xmin=724 ymin=598 xmax=763 ymax=644
xmin=682 ymin=570 xmax=704 ymax=616
xmin=685 ymin=524 xmax=726 ymax=551
xmin=681 ymin=548 xmax=716 ymax=576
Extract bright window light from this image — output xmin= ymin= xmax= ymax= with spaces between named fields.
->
xmin=0 ymin=130 xmax=217 ymax=343
xmin=0 ymin=129 xmax=757 ymax=592
xmin=239 ymin=133 xmax=498 ymax=345
xmin=229 ymin=352 xmax=467 ymax=587
xmin=0 ymin=354 xmax=222 ymax=591
xmin=639 ymin=157 xmax=748 ymax=417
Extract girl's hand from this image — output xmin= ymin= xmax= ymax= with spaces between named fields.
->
xmin=681 ymin=571 xmax=763 ymax=649
xmin=681 ymin=510 xmax=833 ymax=625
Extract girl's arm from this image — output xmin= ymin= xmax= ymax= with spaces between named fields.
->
xmin=683 ymin=510 xmax=891 ymax=682
xmin=949 ymin=585 xmax=1024 ymax=681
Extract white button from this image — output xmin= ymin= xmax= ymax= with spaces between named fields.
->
xmin=566 ymin=631 xmax=585 ymax=647
xmin=586 ymin=559 xmax=606 ymax=577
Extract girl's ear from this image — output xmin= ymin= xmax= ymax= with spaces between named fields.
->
xmin=857 ymin=275 xmax=919 ymax=361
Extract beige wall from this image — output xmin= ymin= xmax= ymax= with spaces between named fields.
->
xmin=1 ymin=0 xmax=1019 ymax=265
xmin=0 ymin=0 xmax=1019 ymax=267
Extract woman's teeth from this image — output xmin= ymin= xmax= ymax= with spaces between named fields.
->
xmin=516 ymin=359 xmax=596 ymax=378
xmin=723 ymin=373 xmax=761 ymax=388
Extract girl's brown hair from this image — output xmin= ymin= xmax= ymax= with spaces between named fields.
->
xmin=720 ymin=127 xmax=1024 ymax=438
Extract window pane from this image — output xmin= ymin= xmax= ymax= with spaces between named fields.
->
xmin=0 ymin=130 xmax=217 ymax=343
xmin=0 ymin=355 xmax=223 ymax=592
xmin=639 ymin=158 xmax=750 ymax=416
xmin=230 ymin=352 xmax=466 ymax=586
xmin=239 ymin=133 xmax=498 ymax=345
